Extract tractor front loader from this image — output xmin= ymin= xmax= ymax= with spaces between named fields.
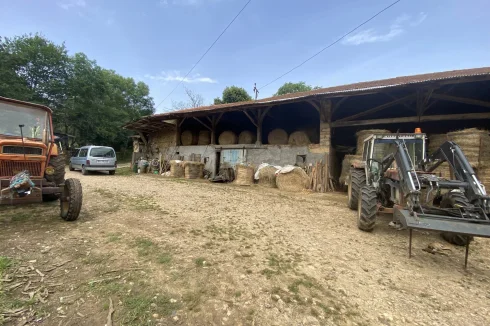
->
xmin=347 ymin=132 xmax=490 ymax=267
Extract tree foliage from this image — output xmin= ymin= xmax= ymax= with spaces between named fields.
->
xmin=0 ymin=34 xmax=154 ymax=150
xmin=172 ymin=87 xmax=204 ymax=111
xmin=214 ymin=86 xmax=252 ymax=104
xmin=274 ymin=82 xmax=321 ymax=96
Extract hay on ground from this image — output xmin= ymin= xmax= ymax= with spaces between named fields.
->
xmin=355 ymin=129 xmax=391 ymax=155
xmin=181 ymin=130 xmax=197 ymax=146
xmin=183 ymin=161 xmax=204 ymax=179
xmin=170 ymin=160 xmax=184 ymax=178
xmin=198 ymin=130 xmax=211 ymax=145
xmin=276 ymin=167 xmax=309 ymax=192
xmin=238 ymin=130 xmax=256 ymax=144
xmin=257 ymin=166 xmax=278 ymax=187
xmin=268 ymin=129 xmax=288 ymax=145
xmin=288 ymin=131 xmax=311 ymax=146
xmin=339 ymin=155 xmax=362 ymax=186
xmin=235 ymin=164 xmax=255 ymax=185
xmin=218 ymin=131 xmax=238 ymax=145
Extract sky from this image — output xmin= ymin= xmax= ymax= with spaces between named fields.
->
xmin=1 ymin=0 xmax=490 ymax=113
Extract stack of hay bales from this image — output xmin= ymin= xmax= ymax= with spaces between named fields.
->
xmin=170 ymin=160 xmax=184 ymax=177
xmin=288 ymin=131 xmax=311 ymax=146
xmin=355 ymin=129 xmax=391 ymax=155
xmin=181 ymin=130 xmax=197 ymax=146
xmin=257 ymin=166 xmax=278 ymax=187
xmin=428 ymin=134 xmax=451 ymax=179
xmin=184 ymin=161 xmax=204 ymax=179
xmin=268 ymin=129 xmax=288 ymax=145
xmin=235 ymin=164 xmax=255 ymax=185
xmin=276 ymin=167 xmax=309 ymax=192
xmin=238 ymin=130 xmax=256 ymax=144
xmin=219 ymin=131 xmax=238 ymax=145
xmin=339 ymin=155 xmax=363 ymax=185
xmin=198 ymin=130 xmax=211 ymax=145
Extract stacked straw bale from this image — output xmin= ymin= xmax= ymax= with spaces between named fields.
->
xmin=288 ymin=131 xmax=311 ymax=146
xmin=276 ymin=167 xmax=309 ymax=192
xmin=198 ymin=130 xmax=211 ymax=145
xmin=170 ymin=160 xmax=184 ymax=178
xmin=258 ymin=166 xmax=278 ymax=187
xmin=184 ymin=161 xmax=204 ymax=179
xmin=219 ymin=131 xmax=238 ymax=145
xmin=339 ymin=155 xmax=363 ymax=186
xmin=235 ymin=164 xmax=255 ymax=185
xmin=238 ymin=130 xmax=256 ymax=144
xmin=268 ymin=129 xmax=288 ymax=145
xmin=447 ymin=128 xmax=489 ymax=169
xmin=181 ymin=130 xmax=197 ymax=146
xmin=355 ymin=129 xmax=391 ymax=155
xmin=428 ymin=134 xmax=451 ymax=179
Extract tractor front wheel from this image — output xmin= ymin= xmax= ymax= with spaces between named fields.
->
xmin=440 ymin=191 xmax=473 ymax=246
xmin=358 ymin=185 xmax=377 ymax=232
xmin=348 ymin=168 xmax=366 ymax=210
xmin=46 ymin=154 xmax=66 ymax=185
xmin=60 ymin=178 xmax=83 ymax=221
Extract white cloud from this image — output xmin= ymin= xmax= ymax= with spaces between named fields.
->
xmin=145 ymin=71 xmax=217 ymax=84
xmin=342 ymin=13 xmax=428 ymax=46
xmin=58 ymin=0 xmax=86 ymax=10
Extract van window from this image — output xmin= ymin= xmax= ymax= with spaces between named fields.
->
xmin=78 ymin=149 xmax=88 ymax=157
xmin=90 ymin=147 xmax=115 ymax=158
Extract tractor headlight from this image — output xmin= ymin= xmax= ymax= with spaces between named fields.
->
xmin=45 ymin=166 xmax=55 ymax=175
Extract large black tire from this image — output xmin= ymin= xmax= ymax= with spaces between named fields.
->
xmin=358 ymin=185 xmax=378 ymax=232
xmin=46 ymin=154 xmax=66 ymax=185
xmin=60 ymin=178 xmax=83 ymax=221
xmin=109 ymin=170 xmax=115 ymax=175
xmin=440 ymin=191 xmax=473 ymax=246
xmin=347 ymin=168 xmax=366 ymax=210
xmin=69 ymin=163 xmax=75 ymax=171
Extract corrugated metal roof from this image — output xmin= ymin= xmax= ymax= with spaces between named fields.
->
xmin=126 ymin=67 xmax=490 ymax=130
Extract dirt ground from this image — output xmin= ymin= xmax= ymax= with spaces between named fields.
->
xmin=1 ymin=169 xmax=490 ymax=326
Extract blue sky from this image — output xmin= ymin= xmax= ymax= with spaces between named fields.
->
xmin=1 ymin=0 xmax=490 ymax=113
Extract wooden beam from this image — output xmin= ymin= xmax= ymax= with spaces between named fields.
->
xmin=431 ymin=93 xmax=490 ymax=108
xmin=216 ymin=112 xmax=224 ymax=124
xmin=243 ymin=111 xmax=258 ymax=127
xmin=193 ymin=117 xmax=212 ymax=131
xmin=385 ymin=93 xmax=414 ymax=112
xmin=335 ymin=94 xmax=416 ymax=123
xmin=175 ymin=119 xmax=182 ymax=146
xmin=138 ymin=132 xmax=148 ymax=146
xmin=260 ymin=106 xmax=272 ymax=120
xmin=178 ymin=117 xmax=186 ymax=127
xmin=425 ymin=84 xmax=456 ymax=112
xmin=332 ymin=112 xmax=490 ymax=128
xmin=206 ymin=116 xmax=213 ymax=124
xmin=332 ymin=96 xmax=349 ymax=113
xmin=307 ymin=100 xmax=320 ymax=113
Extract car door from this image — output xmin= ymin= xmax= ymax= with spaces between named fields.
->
xmin=77 ymin=148 xmax=88 ymax=168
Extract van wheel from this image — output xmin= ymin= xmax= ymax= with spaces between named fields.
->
xmin=82 ymin=165 xmax=88 ymax=175
xmin=109 ymin=170 xmax=115 ymax=175
xmin=69 ymin=163 xmax=75 ymax=171
xmin=60 ymin=178 xmax=83 ymax=221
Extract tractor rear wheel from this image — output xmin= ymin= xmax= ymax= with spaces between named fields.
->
xmin=358 ymin=185 xmax=377 ymax=231
xmin=347 ymin=168 xmax=366 ymax=210
xmin=46 ymin=154 xmax=66 ymax=185
xmin=440 ymin=191 xmax=473 ymax=246
xmin=60 ymin=178 xmax=83 ymax=221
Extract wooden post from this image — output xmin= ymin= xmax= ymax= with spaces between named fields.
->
xmin=256 ymin=108 xmax=263 ymax=145
xmin=175 ymin=119 xmax=182 ymax=146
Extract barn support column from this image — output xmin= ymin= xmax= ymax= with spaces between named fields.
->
xmin=210 ymin=113 xmax=223 ymax=145
xmin=254 ymin=106 xmax=271 ymax=145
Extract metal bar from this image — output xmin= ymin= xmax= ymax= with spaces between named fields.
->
xmin=465 ymin=239 xmax=469 ymax=269
xmin=409 ymin=229 xmax=413 ymax=258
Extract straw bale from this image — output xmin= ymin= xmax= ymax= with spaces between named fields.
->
xmin=198 ymin=130 xmax=211 ymax=145
xmin=183 ymin=161 xmax=204 ymax=179
xmin=258 ymin=166 xmax=278 ymax=187
xmin=170 ymin=160 xmax=184 ymax=178
xmin=448 ymin=128 xmax=490 ymax=168
xmin=356 ymin=129 xmax=391 ymax=155
xmin=181 ymin=130 xmax=197 ymax=146
xmin=238 ymin=130 xmax=256 ymax=144
xmin=288 ymin=131 xmax=311 ymax=146
xmin=235 ymin=164 xmax=255 ymax=185
xmin=218 ymin=131 xmax=238 ymax=145
xmin=339 ymin=155 xmax=362 ymax=185
xmin=268 ymin=129 xmax=288 ymax=145
xmin=276 ymin=167 xmax=309 ymax=192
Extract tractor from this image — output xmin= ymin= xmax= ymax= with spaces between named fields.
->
xmin=347 ymin=131 xmax=490 ymax=251
xmin=0 ymin=96 xmax=82 ymax=221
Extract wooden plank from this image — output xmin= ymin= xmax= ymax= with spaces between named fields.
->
xmin=332 ymin=112 xmax=490 ymax=127
xmin=193 ymin=117 xmax=212 ymax=131
xmin=430 ymin=93 xmax=490 ymax=108
xmin=424 ymin=84 xmax=456 ymax=112
xmin=243 ymin=111 xmax=258 ymax=127
xmin=335 ymin=94 xmax=416 ymax=123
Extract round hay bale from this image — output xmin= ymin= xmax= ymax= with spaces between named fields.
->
xmin=183 ymin=161 xmax=204 ymax=179
xmin=355 ymin=129 xmax=391 ymax=155
xmin=238 ymin=130 xmax=256 ymax=144
xmin=181 ymin=130 xmax=197 ymax=146
xmin=198 ymin=130 xmax=211 ymax=145
xmin=218 ymin=131 xmax=238 ymax=145
xmin=288 ymin=131 xmax=311 ymax=146
xmin=170 ymin=160 xmax=184 ymax=178
xmin=276 ymin=167 xmax=309 ymax=192
xmin=339 ymin=155 xmax=362 ymax=186
xmin=268 ymin=129 xmax=288 ymax=145
xmin=258 ymin=166 xmax=278 ymax=188
xmin=235 ymin=164 xmax=255 ymax=185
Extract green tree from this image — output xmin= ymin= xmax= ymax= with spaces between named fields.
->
xmin=274 ymin=82 xmax=321 ymax=96
xmin=214 ymin=86 xmax=252 ymax=104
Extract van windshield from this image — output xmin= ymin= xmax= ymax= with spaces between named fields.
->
xmin=90 ymin=147 xmax=115 ymax=158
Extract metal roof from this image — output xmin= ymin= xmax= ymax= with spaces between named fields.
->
xmin=125 ymin=67 xmax=490 ymax=131
xmin=0 ymin=96 xmax=53 ymax=113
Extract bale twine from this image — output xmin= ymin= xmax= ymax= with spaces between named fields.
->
xmin=339 ymin=155 xmax=362 ymax=185
xmin=235 ymin=164 xmax=255 ymax=185
xmin=218 ymin=131 xmax=238 ymax=145
xmin=355 ymin=129 xmax=391 ymax=155
xmin=258 ymin=166 xmax=278 ymax=188
xmin=238 ymin=130 xmax=256 ymax=144
xmin=268 ymin=129 xmax=288 ymax=145
xmin=288 ymin=131 xmax=311 ymax=146
xmin=428 ymin=134 xmax=451 ymax=179
xmin=181 ymin=130 xmax=197 ymax=146
xmin=198 ymin=130 xmax=211 ymax=145
xmin=276 ymin=167 xmax=309 ymax=192
xmin=447 ymin=128 xmax=490 ymax=168
xmin=183 ymin=161 xmax=204 ymax=179
xmin=169 ymin=160 xmax=184 ymax=178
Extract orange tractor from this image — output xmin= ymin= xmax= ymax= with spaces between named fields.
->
xmin=0 ymin=96 xmax=82 ymax=221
